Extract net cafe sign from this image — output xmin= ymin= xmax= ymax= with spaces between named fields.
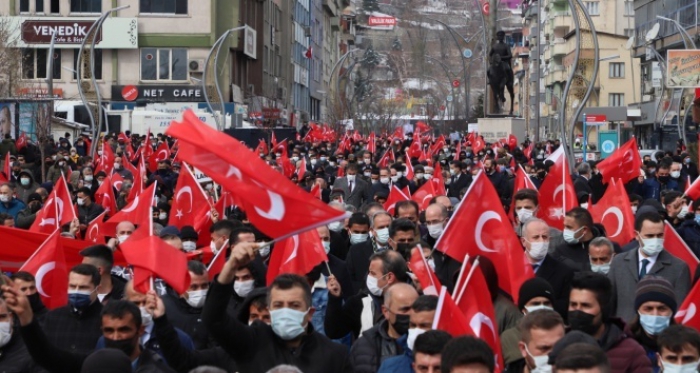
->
xmin=11 ymin=17 xmax=138 ymax=49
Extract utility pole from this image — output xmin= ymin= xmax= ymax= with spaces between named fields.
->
xmin=534 ymin=0 xmax=541 ymax=142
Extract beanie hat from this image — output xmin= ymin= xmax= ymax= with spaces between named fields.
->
xmin=27 ymin=193 xmax=42 ymax=204
xmin=180 ymin=225 xmax=198 ymax=241
xmin=81 ymin=349 xmax=131 ymax=373
xmin=518 ymin=277 xmax=555 ymax=310
xmin=634 ymin=276 xmax=677 ymax=314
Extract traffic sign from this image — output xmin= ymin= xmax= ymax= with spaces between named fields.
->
xmin=446 ymin=95 xmax=453 ymax=102
xmin=585 ymin=114 xmax=607 ymax=123
xmin=452 ymin=80 xmax=460 ymax=88
xmin=463 ymin=49 xmax=473 ymax=58
xmin=481 ymin=0 xmax=490 ymax=15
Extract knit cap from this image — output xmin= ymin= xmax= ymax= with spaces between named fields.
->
xmin=634 ymin=276 xmax=677 ymax=313
xmin=517 ymin=277 xmax=555 ymax=310
xmin=81 ymin=348 xmax=131 ymax=373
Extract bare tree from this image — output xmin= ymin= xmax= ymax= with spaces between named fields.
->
xmin=0 ymin=17 xmax=27 ymax=98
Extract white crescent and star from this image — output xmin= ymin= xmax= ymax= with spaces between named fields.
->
xmin=283 ymin=235 xmax=300 ymax=266
xmin=175 ymin=186 xmax=193 ymax=215
xmin=475 ymin=211 xmax=500 ymax=253
xmin=157 ymin=149 xmax=169 ymax=161
xmin=35 ymin=261 xmax=56 ymax=297
xmin=121 ymin=196 xmax=140 ymax=213
xmin=678 ymin=303 xmax=697 ymax=324
xmin=254 ymin=190 xmax=286 ymax=221
xmin=469 ymin=312 xmax=497 ymax=340
xmin=113 ymin=180 xmax=123 ymax=190
xmin=602 ymin=207 xmax=624 ymax=237
xmin=88 ymin=224 xmax=100 ymax=242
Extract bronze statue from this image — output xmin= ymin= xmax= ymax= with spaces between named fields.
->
xmin=488 ymin=30 xmax=515 ymax=115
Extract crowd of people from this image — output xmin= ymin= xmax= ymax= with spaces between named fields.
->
xmin=0 ymin=124 xmax=699 ymax=373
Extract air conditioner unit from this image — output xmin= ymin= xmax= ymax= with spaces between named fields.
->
xmin=80 ymin=81 xmax=93 ymax=92
xmin=642 ymin=94 xmax=652 ymax=101
xmin=277 ymin=87 xmax=287 ymax=99
xmin=188 ymin=59 xmax=205 ymax=72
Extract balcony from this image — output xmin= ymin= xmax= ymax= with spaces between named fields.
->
xmin=543 ymin=44 xmax=551 ymax=60
xmin=330 ymin=17 xmax=340 ymax=31
xmin=523 ymin=1 xmax=539 ymax=21
xmin=552 ymin=39 xmax=567 ymax=57
xmin=551 ymin=11 xmax=571 ymax=33
xmin=324 ymin=0 xmax=338 ymax=17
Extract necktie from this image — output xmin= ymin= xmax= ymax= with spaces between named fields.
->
xmin=639 ymin=259 xmax=649 ymax=279
xmin=349 ymin=181 xmax=353 ymax=192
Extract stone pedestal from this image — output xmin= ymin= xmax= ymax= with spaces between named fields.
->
xmin=477 ymin=117 xmax=528 ymax=143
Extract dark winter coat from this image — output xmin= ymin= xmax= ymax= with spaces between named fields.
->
xmin=599 ymin=319 xmax=653 ymax=373
xmin=349 ymin=320 xmax=403 ymax=373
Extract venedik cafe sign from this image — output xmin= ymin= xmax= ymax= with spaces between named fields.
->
xmin=10 ymin=17 xmax=138 ymax=49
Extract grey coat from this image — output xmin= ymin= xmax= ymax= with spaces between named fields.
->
xmin=332 ymin=176 xmax=372 ymax=209
xmin=608 ymin=249 xmax=690 ymax=322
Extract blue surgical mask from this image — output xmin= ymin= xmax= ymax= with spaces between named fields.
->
xmin=562 ymin=227 xmax=584 ymax=244
xmin=350 ymin=233 xmax=368 ymax=245
xmin=638 ymin=313 xmax=670 ymax=335
xmin=322 ymin=241 xmax=331 ymax=254
xmin=68 ymin=289 xmax=94 ymax=309
xmin=694 ymin=214 xmax=700 ymax=225
xmin=270 ymin=308 xmax=309 ymax=340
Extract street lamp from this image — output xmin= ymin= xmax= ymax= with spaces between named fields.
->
xmin=656 ymin=15 xmax=698 ymax=49
xmin=77 ymin=5 xmax=130 ymax=157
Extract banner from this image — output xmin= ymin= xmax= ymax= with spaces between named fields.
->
xmin=666 ymin=50 xmax=700 ymax=88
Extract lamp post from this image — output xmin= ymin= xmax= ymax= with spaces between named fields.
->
xmin=77 ymin=5 xmax=130 ymax=157
xmin=656 ymin=15 xmax=698 ymax=49
xmin=203 ymin=26 xmax=248 ymax=131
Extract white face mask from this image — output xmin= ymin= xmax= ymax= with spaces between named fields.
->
xmin=182 ymin=241 xmax=197 ymax=252
xmin=380 ymin=177 xmax=390 ymax=184
xmin=117 ymin=234 xmax=129 ymax=244
xmin=329 ymin=221 xmax=344 ymax=232
xmin=209 ymin=240 xmax=219 ymax=255
xmin=0 ymin=195 xmax=10 ymax=203
xmin=186 ymin=289 xmax=207 ymax=308
xmin=590 ymin=262 xmax=611 ymax=274
xmin=632 ymin=206 xmax=638 ymax=214
xmin=524 ymin=304 xmax=553 ymax=313
xmin=113 ymin=163 xmax=121 ymax=170
xmin=366 ymin=274 xmax=386 ymax=296
xmin=670 ymin=171 xmax=681 ymax=179
xmin=347 ymin=174 xmax=356 ymax=183
xmin=390 ymin=175 xmax=399 ymax=183
xmin=525 ymin=240 xmax=549 ymax=260
xmin=563 ymin=227 xmax=584 ymax=244
xmin=640 ymin=237 xmax=664 ymax=256
xmin=374 ymin=227 xmax=390 ymax=244
xmin=427 ymin=223 xmax=444 ymax=239
xmin=581 ymin=202 xmax=589 ymax=209
xmin=158 ymin=213 xmax=168 ymax=221
xmin=516 ymin=208 xmax=534 ymax=222
xmin=234 ymin=279 xmax=255 ymax=298
xmin=259 ymin=246 xmax=270 ymax=258
xmin=407 ymin=328 xmax=426 ymax=351
xmin=396 ymin=172 xmax=403 ymax=178
xmin=310 ymin=159 xmax=317 ymax=166
xmin=525 ymin=345 xmax=553 ymax=373
xmin=350 ymin=233 xmax=368 ymax=245
xmin=77 ymin=198 xmax=85 ymax=206
xmin=415 ymin=173 xmax=424 ymax=180
xmin=661 ymin=360 xmax=700 ymax=373
xmin=322 ymin=241 xmax=331 ymax=254
xmin=0 ymin=322 xmax=11 ymax=348
xmin=678 ymin=204 xmax=690 ymax=219
xmin=363 ymin=172 xmax=371 ymax=178
xmin=140 ymin=306 xmax=153 ymax=327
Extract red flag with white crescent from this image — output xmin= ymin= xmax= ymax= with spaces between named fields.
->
xmin=408 ymin=247 xmax=441 ymax=296
xmin=596 ymin=138 xmax=642 ymax=184
xmin=384 ymin=185 xmax=410 ymax=215
xmin=265 ymin=228 xmax=328 ymax=285
xmin=588 ymin=179 xmax=635 ymax=246
xmin=170 ymin=163 xmax=211 ymax=228
xmin=536 ymin=147 xmax=578 ymax=230
xmin=19 ymin=230 xmax=68 ymax=309
xmin=30 ymin=176 xmax=77 ymax=234
xmin=84 ymin=210 xmax=108 ymax=244
xmin=676 ymin=280 xmax=700 ymax=331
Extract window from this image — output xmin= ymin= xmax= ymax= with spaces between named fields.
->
xmin=140 ymin=48 xmax=188 ymax=81
xmin=50 ymin=0 xmax=60 ymax=13
xmin=22 ymin=49 xmax=61 ymax=80
xmin=624 ymin=28 xmax=635 ymax=37
xmin=584 ymin=1 xmax=599 ymax=15
xmin=73 ymin=49 xmax=102 ymax=80
xmin=609 ymin=63 xmax=624 ymax=78
xmin=609 ymin=93 xmax=624 ymax=106
xmin=71 ymin=0 xmax=101 ymax=13
xmin=20 ymin=0 xmax=29 ymax=12
xmin=140 ymin=0 xmax=188 ymax=14
xmin=36 ymin=0 xmax=44 ymax=13
xmin=624 ymin=1 xmax=634 ymax=16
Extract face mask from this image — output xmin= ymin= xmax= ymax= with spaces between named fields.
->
xmin=234 ymin=279 xmax=255 ymax=298
xmin=632 ymin=206 xmax=638 ymax=214
xmin=158 ymin=213 xmax=168 ymax=221
xmin=322 ymin=241 xmax=331 ymax=254
xmin=347 ymin=174 xmax=356 ymax=183
xmin=77 ymin=198 xmax=85 ymax=206
xmin=590 ymin=262 xmax=611 ymax=274
xmin=0 ymin=195 xmax=10 ymax=203
xmin=186 ymin=289 xmax=207 ymax=308
xmin=113 ymin=163 xmax=121 ymax=170
xmin=182 ymin=241 xmax=197 ymax=252
xmin=695 ymin=215 xmax=700 ymax=226
xmin=140 ymin=306 xmax=153 ymax=327
xmin=329 ymin=161 xmax=336 ymax=167
xmin=20 ymin=178 xmax=30 ymax=186
xmin=445 ymin=178 xmax=451 ymax=185
xmin=525 ymin=240 xmax=549 ymax=260
xmin=58 ymin=162 xmax=65 ymax=167
xmin=117 ymin=234 xmax=129 ymax=244
xmin=68 ymin=289 xmax=93 ymax=309
xmin=329 ymin=221 xmax=344 ymax=232
xmin=563 ymin=227 xmax=584 ymax=244
xmin=392 ymin=313 xmax=410 ymax=336
xmin=568 ymin=310 xmax=599 ymax=335
xmin=390 ymin=175 xmax=399 ymax=183
xmin=374 ymin=227 xmax=390 ymax=244
xmin=427 ymin=223 xmax=444 ymax=239
xmin=366 ymin=274 xmax=387 ymax=296
xmin=516 ymin=208 xmax=534 ymax=222
xmin=270 ymin=308 xmax=308 ymax=340
xmin=363 ymin=172 xmax=371 ymax=178
xmin=291 ymin=156 xmax=299 ymax=162
xmin=350 ymin=233 xmax=368 ymax=245
xmin=84 ymin=175 xmax=93 ymax=182
xmin=205 ymin=184 xmax=214 ymax=191
xmin=640 ymin=237 xmax=664 ymax=256
xmin=259 ymin=246 xmax=270 ymax=258
xmin=638 ymin=313 xmax=670 ymax=335
xmin=396 ymin=172 xmax=403 ymax=178
xmin=416 ymin=173 xmax=425 ymax=180
xmin=320 ymin=157 xmax=327 ymax=162
xmin=407 ymin=328 xmax=426 ymax=351
xmin=104 ymin=336 xmax=137 ymax=357
xmin=581 ymin=202 xmax=589 ymax=209
xmin=678 ymin=205 xmax=690 ymax=219
xmin=661 ymin=360 xmax=700 ymax=373
xmin=310 ymin=159 xmax=317 ymax=166
xmin=0 ymin=322 xmax=10 ymax=348
xmin=671 ymin=171 xmax=681 ymax=178
xmin=525 ymin=345 xmax=553 ymax=373
xmin=524 ymin=304 xmax=553 ymax=313
xmin=364 ymin=158 xmax=371 ymax=165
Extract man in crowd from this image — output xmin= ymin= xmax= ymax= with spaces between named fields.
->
xmin=80 ymin=245 xmax=126 ymax=304
xmin=589 ymin=237 xmax=615 ymax=274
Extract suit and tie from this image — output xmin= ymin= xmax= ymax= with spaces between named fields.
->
xmin=448 ymin=173 xmax=472 ymax=199
xmin=533 ymin=255 xmax=577 ymax=318
xmin=333 ymin=176 xmax=372 ymax=208
xmin=608 ymin=249 xmax=690 ymax=322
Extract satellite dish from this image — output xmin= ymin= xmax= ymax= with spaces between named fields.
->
xmin=572 ymin=99 xmax=580 ymax=109
xmin=625 ymin=36 xmax=635 ymax=50
xmin=645 ymin=23 xmax=660 ymax=42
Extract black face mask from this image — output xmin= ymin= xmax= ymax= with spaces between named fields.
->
xmin=28 ymin=292 xmax=45 ymax=311
xmin=568 ymin=310 xmax=600 ymax=335
xmin=537 ymin=171 xmax=546 ymax=179
xmin=392 ymin=313 xmax=410 ymax=335
xmin=104 ymin=336 xmax=137 ymax=357
xmin=395 ymin=243 xmax=413 ymax=261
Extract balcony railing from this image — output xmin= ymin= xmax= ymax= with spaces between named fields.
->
xmin=635 ymin=3 xmax=698 ymax=48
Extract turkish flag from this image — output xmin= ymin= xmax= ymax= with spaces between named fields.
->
xmin=19 ymin=230 xmax=68 ymax=309
xmin=15 ymin=132 xmax=27 ymax=152
xmin=412 ymin=179 xmax=438 ymax=212
xmin=384 ymin=185 xmax=410 ymax=215
xmin=536 ymin=147 xmax=578 ymax=230
xmin=416 ymin=121 xmax=430 ymax=134
xmin=430 ymin=135 xmax=446 ymax=156
xmin=275 ymin=139 xmax=288 ymax=156
xmin=166 ymin=110 xmax=348 ymax=240
xmin=435 ymin=172 xmax=533 ymax=302
xmin=148 ymin=142 xmax=171 ymax=172
xmin=509 ymin=164 xmax=538 ymax=221
xmin=433 ymin=162 xmax=445 ymax=186
xmin=127 ymin=156 xmax=148 ymax=203
xmin=454 ymin=141 xmax=462 ymax=161
xmin=119 ymin=235 xmax=191 ymax=294
xmin=664 ymin=221 xmax=699 ymax=279
xmin=596 ymin=138 xmax=642 ymax=184
xmin=588 ymin=179 xmax=635 ymax=246
xmin=95 ymin=142 xmax=115 ymax=175
xmin=111 ymin=173 xmax=125 ymax=192
xmin=106 ymin=182 xmax=157 ymax=232
xmin=296 ymin=158 xmax=307 ymax=177
xmin=404 ymin=150 xmax=415 ymax=180
xmin=310 ymin=183 xmax=322 ymax=199
xmin=367 ymin=132 xmax=376 ymax=154
xmin=433 ymin=286 xmax=472 ymax=336
xmin=271 ymin=132 xmax=278 ymax=150
xmin=170 ymin=164 xmax=211 ymax=228
xmin=30 ymin=176 xmax=77 ymax=234
xmin=206 ymin=240 xmax=229 ymax=281
xmin=265 ymin=228 xmax=329 ymax=285
xmin=391 ymin=127 xmax=404 ymax=142
xmin=409 ymin=137 xmax=422 ymax=159
xmin=454 ymin=262 xmax=504 ymax=373
xmin=685 ymin=176 xmax=700 ymax=201
xmin=409 ymin=248 xmax=441 ymax=296
xmin=676 ymin=280 xmax=700 ymax=331
xmin=278 ymin=150 xmax=296 ymax=179
xmin=508 ymin=134 xmax=518 ymax=150
xmin=255 ymin=139 xmax=269 ymax=155
xmin=95 ymin=175 xmax=118 ymax=217
xmin=472 ymin=137 xmax=486 ymax=154
xmin=84 ymin=210 xmax=108 ymax=244
xmin=378 ymin=148 xmax=395 ymax=168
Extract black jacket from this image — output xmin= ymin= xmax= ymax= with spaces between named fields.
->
xmin=40 ymin=300 xmax=102 ymax=355
xmin=162 ymin=288 xmax=211 ymax=350
xmin=551 ymin=225 xmax=620 ymax=271
xmin=448 ymin=173 xmax=471 ymax=198
xmin=321 ymin=254 xmax=354 ymax=301
xmin=349 ymin=319 xmax=402 ymax=373
xmin=329 ymin=230 xmax=350 ymax=260
xmin=536 ymin=255 xmax=577 ymax=318
xmin=76 ymin=202 xmax=104 ymax=225
xmin=19 ymin=319 xmax=176 ymax=373
xmin=202 ymin=279 xmax=352 ymax=373
xmin=324 ymin=290 xmax=384 ymax=340
xmin=0 ymin=333 xmax=46 ymax=373
xmin=345 ymin=240 xmax=377 ymax=295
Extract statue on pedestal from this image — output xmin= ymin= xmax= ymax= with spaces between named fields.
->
xmin=488 ymin=30 xmax=515 ymax=115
